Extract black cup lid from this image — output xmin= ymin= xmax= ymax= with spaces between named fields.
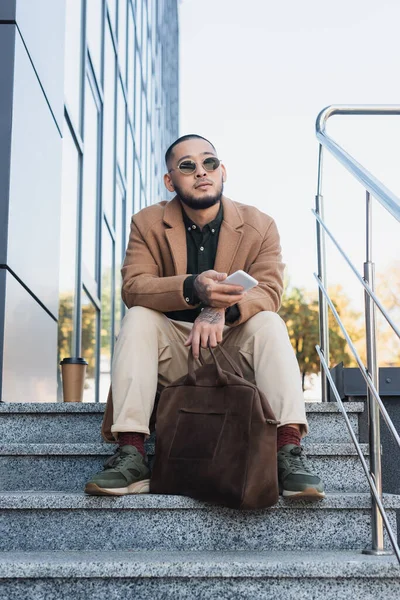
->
xmin=60 ymin=357 xmax=88 ymax=366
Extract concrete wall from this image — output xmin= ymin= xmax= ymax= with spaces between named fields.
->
xmin=0 ymin=1 xmax=65 ymax=402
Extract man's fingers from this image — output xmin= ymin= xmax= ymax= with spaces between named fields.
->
xmin=210 ymin=293 xmax=245 ymax=307
xmin=216 ymin=283 xmax=245 ymax=295
xmin=191 ymin=329 xmax=201 ymax=358
xmin=209 ymin=332 xmax=217 ymax=348
xmin=200 ymin=331 xmax=210 ymax=349
xmin=213 ymin=272 xmax=227 ymax=281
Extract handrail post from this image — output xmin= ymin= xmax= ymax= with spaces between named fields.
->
xmin=362 ymin=191 xmax=388 ymax=555
xmin=315 ymin=144 xmax=330 ymax=402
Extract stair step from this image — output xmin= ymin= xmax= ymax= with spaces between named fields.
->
xmin=0 ymin=492 xmax=397 ymax=552
xmin=0 ymin=549 xmax=398 ymax=599
xmin=0 ymin=443 xmax=370 ymax=493
xmin=0 ymin=402 xmax=363 ymax=443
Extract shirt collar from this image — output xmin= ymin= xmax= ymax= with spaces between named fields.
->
xmin=182 ymin=201 xmax=224 ymax=232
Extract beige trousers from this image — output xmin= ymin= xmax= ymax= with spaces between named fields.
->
xmin=111 ymin=307 xmax=308 ymax=439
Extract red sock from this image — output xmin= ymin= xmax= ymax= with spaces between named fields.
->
xmin=277 ymin=426 xmax=301 ymax=451
xmin=118 ymin=432 xmax=146 ymax=458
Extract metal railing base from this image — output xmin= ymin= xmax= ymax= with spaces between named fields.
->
xmin=362 ymin=548 xmax=393 ymax=556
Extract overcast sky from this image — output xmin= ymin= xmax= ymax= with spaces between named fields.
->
xmin=178 ymin=0 xmax=400 ymax=316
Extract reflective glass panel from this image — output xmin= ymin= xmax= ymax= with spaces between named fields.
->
xmin=102 ymin=23 xmax=116 ymax=224
xmin=118 ymin=0 xmax=127 ymax=83
xmin=134 ymin=48 xmax=141 ymax=150
xmin=107 ymin=0 xmax=116 ymax=31
xmin=58 ymin=122 xmax=79 ymax=369
xmin=86 ymin=0 xmax=103 ymax=79
xmin=117 ymin=78 xmax=126 ymax=173
xmin=127 ymin=5 xmax=135 ymax=120
xmin=81 ymin=289 xmax=98 ymax=403
xmin=142 ymin=16 xmax=147 ymax=88
xmin=115 ymin=182 xmax=124 ymax=335
xmin=135 ymin=0 xmax=142 ymax=48
xmin=64 ymin=0 xmax=83 ymax=130
xmin=82 ymin=78 xmax=99 ymax=282
xmin=134 ymin=157 xmax=141 ymax=214
xmin=126 ymin=128 xmax=134 ymax=227
xmin=100 ymin=222 xmax=113 ymax=402
xmin=141 ymin=89 xmax=146 ymax=163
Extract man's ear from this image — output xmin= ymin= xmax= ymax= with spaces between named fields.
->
xmin=221 ymin=164 xmax=227 ymax=183
xmin=164 ymin=173 xmax=175 ymax=192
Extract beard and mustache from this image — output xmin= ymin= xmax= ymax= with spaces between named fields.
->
xmin=173 ymin=178 xmax=224 ymax=210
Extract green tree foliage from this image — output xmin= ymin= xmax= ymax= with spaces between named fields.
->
xmin=279 ymin=285 xmax=363 ymax=390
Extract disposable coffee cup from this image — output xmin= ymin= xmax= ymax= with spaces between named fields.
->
xmin=60 ymin=357 xmax=88 ymax=403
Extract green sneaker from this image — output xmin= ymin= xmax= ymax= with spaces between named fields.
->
xmin=84 ymin=445 xmax=150 ymax=496
xmin=278 ymin=444 xmax=325 ymax=500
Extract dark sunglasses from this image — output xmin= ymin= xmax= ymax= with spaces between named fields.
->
xmin=169 ymin=156 xmax=221 ymax=175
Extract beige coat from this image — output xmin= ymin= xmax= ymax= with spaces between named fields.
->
xmin=101 ymin=195 xmax=285 ymax=441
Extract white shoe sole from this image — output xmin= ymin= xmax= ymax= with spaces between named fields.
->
xmin=282 ymin=487 xmax=326 ymax=501
xmin=84 ymin=479 xmax=150 ymax=496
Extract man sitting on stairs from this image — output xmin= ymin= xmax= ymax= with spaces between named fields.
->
xmin=85 ymin=134 xmax=325 ymax=501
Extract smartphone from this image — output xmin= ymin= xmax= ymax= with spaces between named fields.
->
xmin=224 ymin=270 xmax=258 ymax=291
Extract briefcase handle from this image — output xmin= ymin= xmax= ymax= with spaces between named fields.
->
xmin=187 ymin=344 xmax=244 ymax=386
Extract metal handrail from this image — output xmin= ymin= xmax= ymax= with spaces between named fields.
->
xmin=311 ymin=210 xmax=400 ymax=340
xmin=314 ymin=273 xmax=400 ymax=448
xmin=314 ymin=104 xmax=400 ymax=559
xmin=316 ymin=347 xmax=400 ymax=563
xmin=316 ymin=105 xmax=400 ymax=222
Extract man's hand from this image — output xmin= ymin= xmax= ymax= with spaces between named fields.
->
xmin=194 ymin=270 xmax=245 ymax=308
xmin=184 ymin=307 xmax=225 ymax=359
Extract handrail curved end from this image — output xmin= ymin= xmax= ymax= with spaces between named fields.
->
xmin=316 ymin=105 xmax=340 ymax=135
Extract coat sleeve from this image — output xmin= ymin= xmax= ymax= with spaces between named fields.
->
xmin=227 ymin=218 xmax=285 ymax=327
xmin=121 ymin=218 xmax=191 ymax=312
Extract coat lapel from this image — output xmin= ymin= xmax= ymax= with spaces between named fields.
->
xmin=214 ymin=196 xmax=244 ymax=274
xmin=163 ymin=197 xmax=187 ymax=275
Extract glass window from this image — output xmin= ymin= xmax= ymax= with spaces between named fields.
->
xmin=64 ymin=0 xmax=83 ymax=130
xmin=135 ymin=0 xmax=142 ymax=49
xmin=58 ymin=122 xmax=79 ymax=368
xmin=82 ymin=78 xmax=100 ymax=282
xmin=107 ymin=0 xmax=117 ymax=31
xmin=102 ymin=23 xmax=116 ymax=224
xmin=134 ymin=48 xmax=141 ymax=150
xmin=142 ymin=21 xmax=148 ymax=89
xmin=81 ymin=289 xmax=98 ymax=403
xmin=141 ymin=90 xmax=146 ymax=164
xmin=127 ymin=5 xmax=135 ymax=120
xmin=147 ymin=49 xmax=153 ymax=107
xmin=118 ymin=0 xmax=127 ymax=83
xmin=141 ymin=183 xmax=146 ymax=209
xmin=134 ymin=157 xmax=141 ymax=214
xmin=142 ymin=0 xmax=148 ymax=47
xmin=100 ymin=222 xmax=113 ymax=402
xmin=147 ymin=139 xmax=152 ymax=202
xmin=117 ymin=78 xmax=126 ymax=174
xmin=86 ymin=0 xmax=103 ymax=79
xmin=115 ymin=182 xmax=124 ymax=335
xmin=126 ymin=128 xmax=134 ymax=222
xmin=141 ymin=122 xmax=147 ymax=202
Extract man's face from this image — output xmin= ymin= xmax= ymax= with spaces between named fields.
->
xmin=164 ymin=138 xmax=227 ymax=210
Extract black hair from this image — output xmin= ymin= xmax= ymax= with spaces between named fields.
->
xmin=165 ymin=134 xmax=217 ymax=167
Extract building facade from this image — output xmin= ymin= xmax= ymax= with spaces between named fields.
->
xmin=0 ymin=0 xmax=179 ymax=404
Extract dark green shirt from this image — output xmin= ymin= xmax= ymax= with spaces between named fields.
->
xmin=164 ymin=202 xmax=240 ymax=324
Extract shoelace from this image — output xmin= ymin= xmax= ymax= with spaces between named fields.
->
xmin=103 ymin=449 xmax=133 ymax=471
xmin=286 ymin=446 xmax=310 ymax=471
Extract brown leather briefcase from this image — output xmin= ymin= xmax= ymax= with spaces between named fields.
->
xmin=150 ymin=345 xmax=280 ymax=509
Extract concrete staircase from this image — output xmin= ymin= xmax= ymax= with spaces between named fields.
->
xmin=0 ymin=401 xmax=399 ymax=599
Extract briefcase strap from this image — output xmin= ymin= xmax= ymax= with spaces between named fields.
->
xmin=187 ymin=345 xmax=244 ymax=386
xmin=212 ymin=345 xmax=244 ymax=378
